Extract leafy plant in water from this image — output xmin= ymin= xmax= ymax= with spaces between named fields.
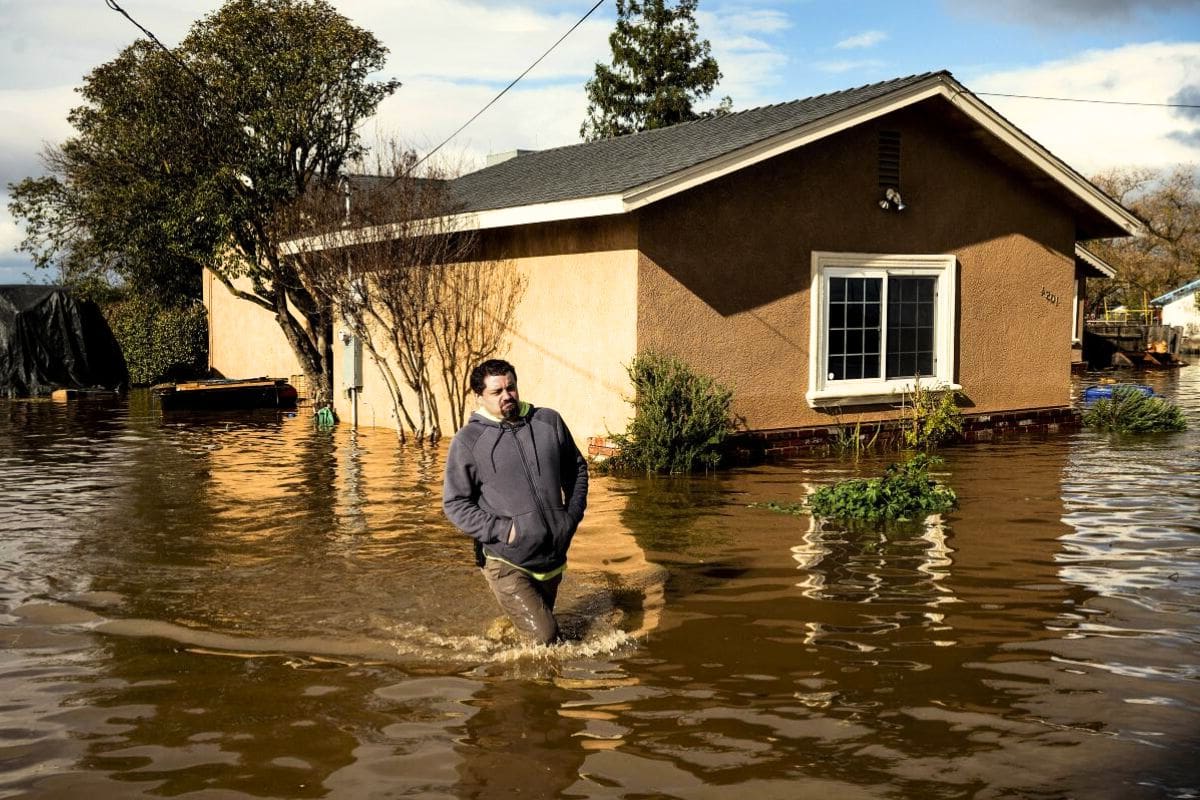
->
xmin=807 ymin=454 xmax=957 ymax=523
xmin=901 ymin=379 xmax=962 ymax=450
xmin=753 ymin=454 xmax=957 ymax=524
xmin=606 ymin=350 xmax=735 ymax=474
xmin=1082 ymin=386 xmax=1187 ymax=433
xmin=829 ymin=414 xmax=882 ymax=456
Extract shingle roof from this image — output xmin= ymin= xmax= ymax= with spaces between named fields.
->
xmin=447 ymin=71 xmax=947 ymax=213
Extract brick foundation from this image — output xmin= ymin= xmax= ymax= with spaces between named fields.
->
xmin=588 ymin=407 xmax=1082 ymax=464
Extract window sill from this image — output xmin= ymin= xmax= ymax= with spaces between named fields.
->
xmin=807 ymin=382 xmax=962 ymax=407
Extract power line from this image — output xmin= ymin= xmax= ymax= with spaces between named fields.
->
xmin=108 ymin=0 xmax=608 ymax=178
xmin=411 ymin=0 xmax=606 ymax=171
xmin=104 ymin=0 xmax=199 ymax=82
xmin=978 ymin=91 xmax=1200 ymax=109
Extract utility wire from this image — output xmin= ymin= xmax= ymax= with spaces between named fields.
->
xmin=104 ymin=0 xmax=201 ymax=83
xmin=108 ymin=0 xmax=607 ymax=179
xmin=410 ymin=0 xmax=606 ymax=171
xmin=978 ymin=91 xmax=1200 ymax=109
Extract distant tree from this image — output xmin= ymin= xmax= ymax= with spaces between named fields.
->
xmin=580 ymin=0 xmax=727 ymax=141
xmin=1087 ymin=165 xmax=1200 ymax=316
xmin=6 ymin=0 xmax=399 ymax=407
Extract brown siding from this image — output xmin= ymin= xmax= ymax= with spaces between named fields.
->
xmin=637 ymin=101 xmax=1077 ymax=431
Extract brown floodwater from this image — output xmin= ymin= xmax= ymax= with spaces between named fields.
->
xmin=1 ymin=368 xmax=1198 ymax=799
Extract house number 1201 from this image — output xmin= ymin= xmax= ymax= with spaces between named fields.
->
xmin=1041 ymin=287 xmax=1060 ymax=306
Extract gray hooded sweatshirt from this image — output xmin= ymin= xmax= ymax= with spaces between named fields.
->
xmin=442 ymin=403 xmax=588 ymax=576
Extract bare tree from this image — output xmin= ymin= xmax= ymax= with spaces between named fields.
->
xmin=288 ymin=147 xmax=525 ymax=442
xmin=1088 ymin=165 xmax=1200 ymax=315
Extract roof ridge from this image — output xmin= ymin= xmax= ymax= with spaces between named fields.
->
xmin=469 ymin=70 xmax=951 ymax=165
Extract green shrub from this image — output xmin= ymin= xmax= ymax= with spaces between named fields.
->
xmin=103 ymin=296 xmax=208 ymax=386
xmin=808 ymin=454 xmax=957 ymax=522
xmin=606 ymin=351 xmax=735 ymax=474
xmin=1083 ymin=387 xmax=1187 ymax=433
xmin=901 ymin=380 xmax=962 ymax=450
xmin=755 ymin=454 xmax=957 ymax=524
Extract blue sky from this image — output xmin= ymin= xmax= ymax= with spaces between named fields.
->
xmin=2 ymin=0 xmax=1199 ymax=284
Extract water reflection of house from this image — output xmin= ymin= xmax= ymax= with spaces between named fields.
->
xmin=205 ymin=71 xmax=1140 ymax=452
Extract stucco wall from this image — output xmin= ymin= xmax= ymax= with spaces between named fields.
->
xmin=204 ymin=269 xmax=303 ymax=382
xmin=331 ymin=216 xmax=639 ymax=449
xmin=636 ymin=100 xmax=1078 ymax=431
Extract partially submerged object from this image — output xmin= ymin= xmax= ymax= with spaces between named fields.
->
xmin=1082 ymin=384 xmax=1154 ymax=405
xmin=1 ymin=285 xmax=127 ymax=397
xmin=152 ymin=377 xmax=298 ymax=410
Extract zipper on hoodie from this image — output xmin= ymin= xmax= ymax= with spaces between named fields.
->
xmin=504 ymin=421 xmax=553 ymax=537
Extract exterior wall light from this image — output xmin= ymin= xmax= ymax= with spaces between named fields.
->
xmin=879 ymin=187 xmax=906 ymax=211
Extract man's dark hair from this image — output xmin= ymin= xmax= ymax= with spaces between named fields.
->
xmin=470 ymin=359 xmax=517 ymax=395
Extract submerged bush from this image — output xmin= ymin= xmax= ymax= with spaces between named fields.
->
xmin=754 ymin=454 xmax=957 ymax=524
xmin=103 ymin=296 xmax=208 ymax=386
xmin=808 ymin=454 xmax=957 ymax=522
xmin=606 ymin=351 xmax=735 ymax=474
xmin=901 ymin=380 xmax=963 ymax=450
xmin=1083 ymin=387 xmax=1188 ymax=434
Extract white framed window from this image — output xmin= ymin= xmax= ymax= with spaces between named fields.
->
xmin=807 ymin=252 xmax=959 ymax=406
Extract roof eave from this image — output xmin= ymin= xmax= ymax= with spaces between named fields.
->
xmin=1074 ymin=243 xmax=1117 ymax=279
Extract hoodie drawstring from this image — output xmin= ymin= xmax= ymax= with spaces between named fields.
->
xmin=489 ymin=425 xmax=506 ymax=471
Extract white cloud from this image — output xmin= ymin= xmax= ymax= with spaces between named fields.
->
xmin=0 ymin=192 xmax=34 ymax=282
xmin=0 ymin=86 xmax=78 ymax=186
xmin=948 ymin=0 xmax=1196 ymax=26
xmin=815 ymin=59 xmax=886 ymax=74
xmin=355 ymin=79 xmax=594 ymax=174
xmin=969 ymin=42 xmax=1200 ymax=173
xmin=712 ymin=7 xmax=792 ymax=36
xmin=835 ymin=30 xmax=887 ymax=50
xmin=343 ymin=0 xmax=610 ymax=82
xmin=699 ymin=6 xmax=792 ymax=107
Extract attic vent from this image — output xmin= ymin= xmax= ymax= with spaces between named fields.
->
xmin=878 ymin=130 xmax=901 ymax=190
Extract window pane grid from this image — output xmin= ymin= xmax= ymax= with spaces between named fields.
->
xmin=827 ymin=277 xmax=882 ymax=381
xmin=885 ymin=276 xmax=935 ymax=379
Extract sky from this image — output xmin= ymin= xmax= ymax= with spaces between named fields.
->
xmin=2 ymin=0 xmax=1199 ymax=283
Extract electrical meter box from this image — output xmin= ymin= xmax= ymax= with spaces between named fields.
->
xmin=342 ymin=333 xmax=363 ymax=390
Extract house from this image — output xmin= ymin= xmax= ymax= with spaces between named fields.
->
xmin=1151 ymin=278 xmax=1200 ymax=344
xmin=205 ymin=70 xmax=1141 ymax=453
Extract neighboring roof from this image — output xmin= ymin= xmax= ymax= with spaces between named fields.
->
xmin=1075 ymin=244 xmax=1117 ymax=279
xmin=287 ymin=70 xmax=1142 ymax=255
xmin=1151 ymin=277 xmax=1200 ymax=306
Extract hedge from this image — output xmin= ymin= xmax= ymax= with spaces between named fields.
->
xmin=103 ymin=297 xmax=208 ymax=386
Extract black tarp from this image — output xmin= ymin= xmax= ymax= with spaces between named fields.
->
xmin=0 ymin=285 xmax=128 ymax=397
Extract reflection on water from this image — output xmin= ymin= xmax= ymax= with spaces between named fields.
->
xmin=1 ymin=367 xmax=1198 ymax=798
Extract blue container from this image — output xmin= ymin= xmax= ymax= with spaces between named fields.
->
xmin=1082 ymin=384 xmax=1155 ymax=404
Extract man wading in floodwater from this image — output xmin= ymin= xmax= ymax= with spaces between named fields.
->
xmin=443 ymin=359 xmax=589 ymax=645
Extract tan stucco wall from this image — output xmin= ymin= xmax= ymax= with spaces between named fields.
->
xmin=636 ymin=101 xmax=1078 ymax=430
xmin=204 ymin=269 xmax=303 ymax=382
xmin=331 ymin=216 xmax=639 ymax=449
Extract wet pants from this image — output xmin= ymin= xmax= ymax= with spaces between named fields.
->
xmin=481 ymin=559 xmax=561 ymax=645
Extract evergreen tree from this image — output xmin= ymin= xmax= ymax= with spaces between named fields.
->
xmin=581 ymin=0 xmax=726 ymax=141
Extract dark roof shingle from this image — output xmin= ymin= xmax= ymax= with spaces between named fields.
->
xmin=448 ymin=71 xmax=946 ymax=213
